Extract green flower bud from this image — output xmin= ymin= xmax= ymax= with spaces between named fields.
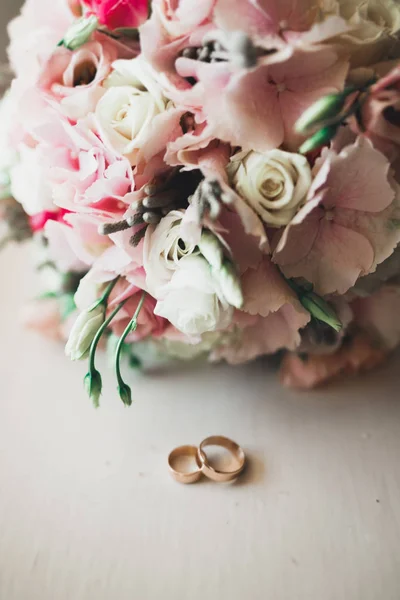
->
xmin=295 ymin=93 xmax=348 ymax=134
xmin=118 ymin=383 xmax=132 ymax=406
xmin=65 ymin=304 xmax=105 ymax=361
xmin=213 ymin=260 xmax=244 ymax=309
xmin=299 ymin=124 xmax=340 ymax=155
xmin=301 ymin=292 xmax=342 ymax=333
xmin=84 ymin=369 xmax=102 ymax=408
xmin=60 ymin=15 xmax=98 ymax=51
xmin=198 ymin=231 xmax=224 ymax=269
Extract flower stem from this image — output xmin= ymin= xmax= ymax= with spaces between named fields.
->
xmin=85 ymin=300 xmax=127 ymax=407
xmin=88 ymin=277 xmax=119 ymax=312
xmin=115 ymin=291 xmax=146 ymax=406
xmin=88 ymin=300 xmax=127 ymax=374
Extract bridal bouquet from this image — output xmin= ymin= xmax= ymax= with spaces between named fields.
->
xmin=1 ymin=0 xmax=400 ymax=401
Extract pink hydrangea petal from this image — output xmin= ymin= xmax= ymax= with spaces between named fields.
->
xmin=214 ymin=0 xmax=321 ymax=39
xmin=335 ymin=191 xmax=400 ymax=273
xmin=273 ymin=197 xmax=324 ymax=263
xmin=197 ymin=63 xmax=285 ymax=152
xmin=324 ymin=138 xmax=394 ymax=213
xmin=213 ymin=302 xmax=309 ymax=365
xmin=279 ymin=220 xmax=375 ymax=295
xmin=241 ymin=257 xmax=305 ymax=317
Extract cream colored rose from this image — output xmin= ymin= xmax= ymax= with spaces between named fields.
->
xmin=323 ymin=0 xmax=400 ymax=67
xmin=231 ymin=150 xmax=312 ymax=228
xmin=95 ymin=56 xmax=169 ymax=164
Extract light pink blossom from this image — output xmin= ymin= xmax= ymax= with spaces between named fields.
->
xmin=36 ymin=115 xmax=134 ymax=218
xmin=274 ymin=137 xmax=400 ymax=295
xmin=45 ymin=212 xmax=111 ymax=272
xmin=38 ymin=37 xmax=118 ymax=120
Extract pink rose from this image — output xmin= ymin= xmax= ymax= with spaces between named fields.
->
xmin=274 ymin=137 xmax=400 ymax=295
xmin=82 ymin=0 xmax=148 ymax=30
xmin=38 ymin=36 xmax=118 ymax=120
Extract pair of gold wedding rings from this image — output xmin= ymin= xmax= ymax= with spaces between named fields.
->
xmin=168 ymin=435 xmax=246 ymax=484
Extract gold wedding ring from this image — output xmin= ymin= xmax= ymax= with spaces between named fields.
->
xmin=198 ymin=435 xmax=246 ymax=482
xmin=168 ymin=445 xmax=203 ymax=484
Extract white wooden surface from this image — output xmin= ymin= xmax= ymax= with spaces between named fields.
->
xmin=1 ymin=245 xmax=400 ymax=600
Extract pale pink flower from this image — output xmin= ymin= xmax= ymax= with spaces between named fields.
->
xmin=45 ymin=212 xmax=112 ymax=272
xmin=279 ymin=333 xmax=389 ymax=390
xmin=274 ymin=137 xmax=400 ymax=295
xmin=38 ymin=36 xmax=119 ymax=121
xmin=36 ymin=115 xmax=134 ymax=218
xmin=212 ymin=257 xmax=310 ymax=364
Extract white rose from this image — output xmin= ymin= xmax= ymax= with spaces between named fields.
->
xmin=154 ymin=255 xmax=233 ymax=336
xmin=95 ymin=56 xmax=169 ymax=164
xmin=323 ymin=0 xmax=400 ymax=67
xmin=143 ymin=210 xmax=199 ymax=297
xmin=231 ymin=149 xmax=312 ymax=227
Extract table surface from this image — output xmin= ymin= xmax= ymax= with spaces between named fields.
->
xmin=1 ymin=244 xmax=400 ymax=600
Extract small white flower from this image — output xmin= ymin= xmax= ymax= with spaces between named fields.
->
xmin=154 ymin=255 xmax=233 ymax=336
xmin=65 ymin=304 xmax=105 ymax=361
xmin=96 ymin=56 xmax=169 ymax=164
xmin=231 ymin=149 xmax=312 ymax=227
